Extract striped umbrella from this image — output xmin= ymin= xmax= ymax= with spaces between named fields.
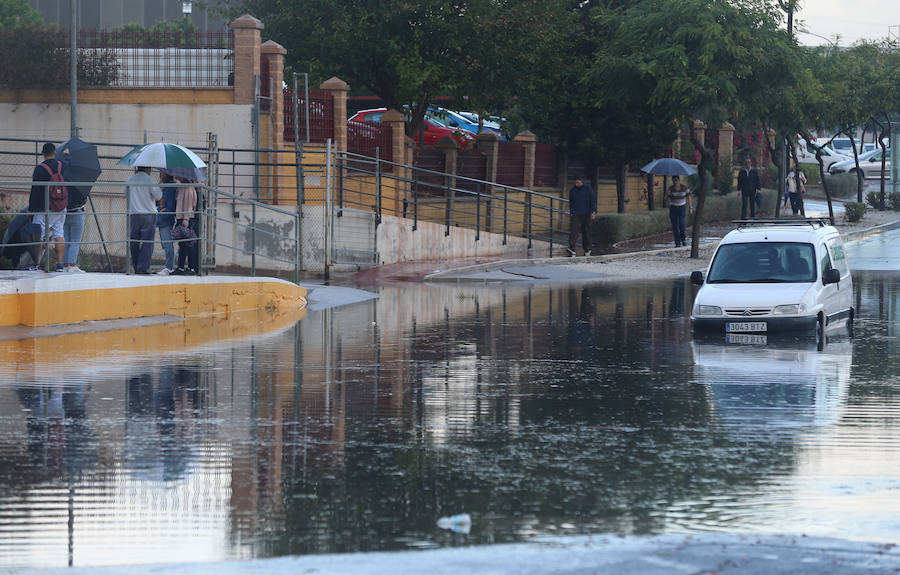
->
xmin=118 ymin=143 xmax=207 ymax=169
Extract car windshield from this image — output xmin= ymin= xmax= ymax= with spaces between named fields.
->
xmin=707 ymin=242 xmax=817 ymax=283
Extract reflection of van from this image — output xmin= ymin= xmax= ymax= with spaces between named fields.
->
xmin=797 ymin=138 xmax=849 ymax=169
xmin=690 ymin=220 xmax=853 ymax=338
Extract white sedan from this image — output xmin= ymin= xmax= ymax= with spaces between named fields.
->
xmin=827 ymin=148 xmax=892 ymax=178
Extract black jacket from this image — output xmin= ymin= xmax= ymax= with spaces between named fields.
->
xmin=737 ymin=167 xmax=761 ymax=194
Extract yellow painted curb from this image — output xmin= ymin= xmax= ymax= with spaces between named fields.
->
xmin=0 ymin=274 xmax=307 ymax=327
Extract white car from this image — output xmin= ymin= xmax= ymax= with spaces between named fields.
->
xmin=827 ymin=148 xmax=892 ymax=178
xmin=796 ymin=138 xmax=849 ymax=169
xmin=691 ymin=220 xmax=853 ymax=341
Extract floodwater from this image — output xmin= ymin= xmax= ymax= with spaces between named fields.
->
xmin=0 ymin=242 xmax=898 ymax=570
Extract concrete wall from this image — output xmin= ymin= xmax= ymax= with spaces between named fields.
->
xmin=0 ymin=101 xmax=252 ymax=151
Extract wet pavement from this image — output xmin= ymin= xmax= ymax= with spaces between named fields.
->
xmin=0 ymin=227 xmax=899 ymax=573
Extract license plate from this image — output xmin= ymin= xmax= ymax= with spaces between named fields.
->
xmin=726 ymin=333 xmax=768 ymax=345
xmin=726 ymin=321 xmax=767 ymax=333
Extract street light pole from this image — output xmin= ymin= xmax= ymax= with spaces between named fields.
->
xmin=70 ymin=0 xmax=78 ymax=138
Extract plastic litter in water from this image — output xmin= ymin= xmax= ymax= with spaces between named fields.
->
xmin=436 ymin=513 xmax=472 ymax=534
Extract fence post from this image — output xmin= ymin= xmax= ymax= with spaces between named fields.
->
xmin=527 ymin=191 xmax=533 ymax=249
xmin=251 ymin=201 xmax=256 ymax=276
xmin=475 ymin=182 xmax=481 ymax=242
xmin=503 ymin=188 xmax=508 ymax=246
xmin=375 ymin=147 xmax=382 ymax=224
xmin=125 ymin=184 xmax=132 ymax=274
xmin=324 ymin=139 xmax=332 ymax=279
xmin=294 ymin=209 xmax=300 ymax=284
xmin=549 ymin=197 xmax=554 ymax=256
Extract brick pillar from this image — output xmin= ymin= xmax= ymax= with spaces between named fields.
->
xmin=382 ymin=109 xmax=408 ymax=216
xmin=515 ymin=130 xmax=537 ymax=189
xmin=261 ymin=40 xmax=287 ymax=146
xmin=718 ymin=122 xmax=734 ymax=166
xmin=230 ymin=14 xmax=264 ymax=105
xmin=692 ymin=120 xmax=706 ymax=149
xmin=477 ymin=131 xmax=500 ymax=183
xmin=320 ymin=76 xmax=349 ymax=151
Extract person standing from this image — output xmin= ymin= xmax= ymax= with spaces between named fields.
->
xmin=664 ymin=175 xmax=693 ymax=247
xmin=785 ymin=162 xmax=807 ymax=215
xmin=172 ymin=178 xmax=198 ymax=275
xmin=28 ymin=143 xmax=67 ymax=271
xmin=62 ymin=153 xmax=88 ymax=273
xmin=154 ymin=173 xmax=178 ymax=275
xmin=125 ymin=166 xmax=161 ymax=274
xmin=568 ymin=177 xmax=596 ymax=256
xmin=737 ymin=157 xmax=761 ymax=219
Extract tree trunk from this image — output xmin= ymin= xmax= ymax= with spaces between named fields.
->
xmin=799 ymin=128 xmax=834 ymax=223
xmin=615 ymin=160 xmax=626 ymax=213
xmin=844 ymin=128 xmax=864 ymax=203
xmin=688 ymin=125 xmax=712 ymax=259
xmin=763 ymin=127 xmax=783 ymax=218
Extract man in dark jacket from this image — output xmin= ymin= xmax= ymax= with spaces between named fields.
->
xmin=568 ymin=177 xmax=596 ymax=256
xmin=737 ymin=157 xmax=761 ymax=219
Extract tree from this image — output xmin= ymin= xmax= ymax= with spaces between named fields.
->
xmin=217 ymin=0 xmax=567 ymax=139
xmin=595 ymin=0 xmax=786 ymax=258
xmin=0 ymin=0 xmax=41 ymax=28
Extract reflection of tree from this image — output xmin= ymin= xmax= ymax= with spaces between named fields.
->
xmin=847 ymin=272 xmax=900 ymax=393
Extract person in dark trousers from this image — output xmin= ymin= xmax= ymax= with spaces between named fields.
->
xmin=568 ymin=177 xmax=596 ymax=256
xmin=664 ymin=175 xmax=693 ymax=247
xmin=737 ymin=156 xmax=761 ymax=219
xmin=125 ymin=166 xmax=162 ymax=274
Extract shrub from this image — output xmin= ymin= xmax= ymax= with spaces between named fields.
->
xmin=866 ymin=191 xmax=885 ymax=210
xmin=822 ymin=173 xmax=857 ymax=198
xmin=843 ymin=202 xmax=866 ymax=223
xmin=889 ymin=192 xmax=900 ymax=211
xmin=716 ymin=155 xmax=734 ymax=195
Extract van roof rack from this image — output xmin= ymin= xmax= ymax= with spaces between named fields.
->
xmin=732 ymin=218 xmax=830 ymax=229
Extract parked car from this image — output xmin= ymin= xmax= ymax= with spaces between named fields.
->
xmin=826 ymin=137 xmax=858 ymax=157
xmin=690 ymin=219 xmax=853 ymax=340
xmin=797 ymin=138 xmax=849 ymax=169
xmin=429 ymin=107 xmax=505 ymax=139
xmin=827 ymin=148 xmax=892 ymax=178
xmin=349 ymin=108 xmax=475 ymax=148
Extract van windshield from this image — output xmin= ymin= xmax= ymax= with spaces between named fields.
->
xmin=707 ymin=242 xmax=817 ymax=283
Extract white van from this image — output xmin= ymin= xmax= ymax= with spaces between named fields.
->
xmin=690 ymin=219 xmax=853 ymax=340
xmin=797 ymin=138 xmax=849 ymax=169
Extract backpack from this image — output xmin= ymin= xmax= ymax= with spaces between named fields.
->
xmin=40 ymin=161 xmax=68 ymax=212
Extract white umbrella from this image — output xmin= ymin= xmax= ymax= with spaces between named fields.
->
xmin=118 ymin=142 xmax=207 ymax=169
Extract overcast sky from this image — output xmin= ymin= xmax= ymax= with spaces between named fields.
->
xmin=796 ymin=0 xmax=900 ymax=45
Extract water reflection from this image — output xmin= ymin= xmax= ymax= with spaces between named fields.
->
xmin=0 ymin=275 xmax=898 ymax=569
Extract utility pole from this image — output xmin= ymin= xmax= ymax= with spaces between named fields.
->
xmin=70 ymin=0 xmax=78 ymax=138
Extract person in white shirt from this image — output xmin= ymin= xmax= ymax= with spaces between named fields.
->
xmin=125 ymin=166 xmax=162 ymax=274
xmin=785 ymin=162 xmax=807 ymax=215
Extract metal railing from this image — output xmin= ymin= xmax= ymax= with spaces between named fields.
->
xmin=0 ymin=180 xmax=301 ymax=283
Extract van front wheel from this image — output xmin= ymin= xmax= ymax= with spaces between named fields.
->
xmin=816 ymin=314 xmax=825 ymax=350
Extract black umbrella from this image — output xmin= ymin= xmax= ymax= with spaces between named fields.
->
xmin=640 ymin=158 xmax=698 ymax=176
xmin=57 ymin=137 xmax=102 ymax=207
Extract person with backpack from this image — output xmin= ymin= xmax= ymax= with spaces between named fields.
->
xmin=28 ymin=143 xmax=68 ymax=271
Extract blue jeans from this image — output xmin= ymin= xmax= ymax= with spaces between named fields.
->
xmin=669 ymin=204 xmax=687 ymax=246
xmin=63 ymin=208 xmax=85 ymax=265
xmin=157 ymin=225 xmax=175 ymax=270
xmin=130 ymin=213 xmax=156 ymax=273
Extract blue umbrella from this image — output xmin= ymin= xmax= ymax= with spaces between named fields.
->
xmin=57 ymin=137 xmax=102 ymax=207
xmin=640 ymin=158 xmax=697 ymax=176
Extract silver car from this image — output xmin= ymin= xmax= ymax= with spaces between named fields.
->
xmin=827 ymin=148 xmax=892 ymax=178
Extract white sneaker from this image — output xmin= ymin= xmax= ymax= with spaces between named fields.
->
xmin=155 ymin=268 xmax=172 ymax=276
xmin=65 ymin=266 xmax=86 ymax=273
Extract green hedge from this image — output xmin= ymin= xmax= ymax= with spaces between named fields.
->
xmin=591 ymin=189 xmax=778 ymax=245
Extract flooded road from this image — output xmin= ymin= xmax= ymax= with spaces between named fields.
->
xmin=0 ymin=265 xmax=898 ymax=569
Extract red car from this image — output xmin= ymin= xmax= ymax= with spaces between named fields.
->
xmin=349 ymin=108 xmax=475 ymax=149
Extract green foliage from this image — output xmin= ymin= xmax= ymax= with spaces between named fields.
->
xmin=865 ymin=191 xmax=885 ymax=210
xmin=843 ymin=201 xmax=866 ymax=223
xmin=591 ymin=189 xmax=778 ymax=245
xmin=716 ymin=155 xmax=734 ymax=195
xmin=889 ymin=192 xmax=900 ymax=211
xmin=0 ymin=0 xmax=40 ymax=28
xmin=686 ymin=170 xmax=713 ymax=194
xmin=799 ymin=164 xmax=820 ymax=186
xmin=822 ymin=173 xmax=857 ymax=198
xmin=96 ymin=19 xmax=206 ymax=48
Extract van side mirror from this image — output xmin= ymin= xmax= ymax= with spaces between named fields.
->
xmin=823 ymin=268 xmax=841 ymax=285
xmin=691 ymin=271 xmax=704 ymax=285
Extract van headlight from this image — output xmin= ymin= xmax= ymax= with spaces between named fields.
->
xmin=695 ymin=305 xmax=722 ymax=316
xmin=773 ymin=304 xmax=806 ymax=315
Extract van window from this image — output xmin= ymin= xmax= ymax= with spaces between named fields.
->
xmin=708 ymin=242 xmax=816 ymax=283
xmin=820 ymin=245 xmax=834 ymax=281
